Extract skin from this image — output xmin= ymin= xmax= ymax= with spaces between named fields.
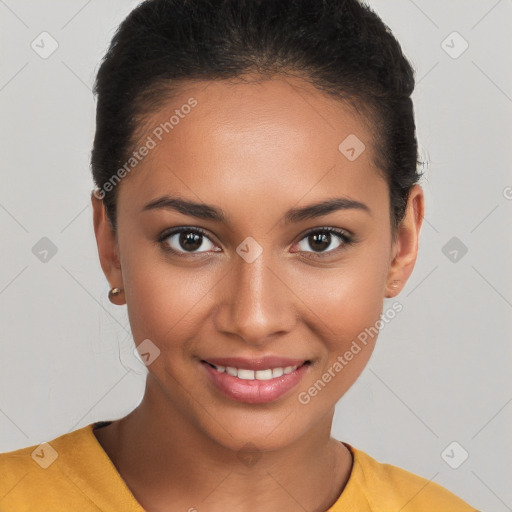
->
xmin=91 ymin=75 xmax=424 ymax=512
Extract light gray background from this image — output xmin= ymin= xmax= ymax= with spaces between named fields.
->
xmin=1 ymin=1 xmax=511 ymax=510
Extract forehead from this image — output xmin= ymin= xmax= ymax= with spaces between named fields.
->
xmin=118 ymin=76 xmax=386 ymax=218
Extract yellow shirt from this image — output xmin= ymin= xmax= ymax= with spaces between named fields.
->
xmin=0 ymin=422 xmax=478 ymax=511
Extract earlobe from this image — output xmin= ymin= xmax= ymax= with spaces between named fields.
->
xmin=90 ymin=191 xmax=124 ymax=303
xmin=385 ymin=185 xmax=424 ymax=298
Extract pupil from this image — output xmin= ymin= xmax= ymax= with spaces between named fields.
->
xmin=177 ymin=231 xmax=332 ymax=253
xmin=180 ymin=232 xmax=202 ymax=251
xmin=310 ymin=232 xmax=330 ymax=252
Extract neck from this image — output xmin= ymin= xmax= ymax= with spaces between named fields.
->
xmin=94 ymin=375 xmax=353 ymax=512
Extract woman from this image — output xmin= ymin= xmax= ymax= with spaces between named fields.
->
xmin=0 ymin=0 xmax=478 ymax=510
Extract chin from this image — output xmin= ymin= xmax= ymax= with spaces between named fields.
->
xmin=195 ymin=404 xmax=318 ymax=454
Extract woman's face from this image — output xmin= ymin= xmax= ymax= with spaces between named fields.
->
xmin=94 ymin=76 xmax=423 ymax=451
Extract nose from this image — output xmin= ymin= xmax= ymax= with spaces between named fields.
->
xmin=213 ymin=252 xmax=298 ymax=347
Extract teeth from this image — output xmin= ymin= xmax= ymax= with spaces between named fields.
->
xmin=237 ymin=369 xmax=255 ymax=380
xmin=211 ymin=364 xmax=300 ymax=380
xmin=255 ymin=369 xmax=273 ymax=380
xmin=226 ymin=366 xmax=237 ymax=376
xmin=272 ymin=367 xmax=284 ymax=378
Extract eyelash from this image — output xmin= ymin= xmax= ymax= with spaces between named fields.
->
xmin=157 ymin=226 xmax=355 ymax=260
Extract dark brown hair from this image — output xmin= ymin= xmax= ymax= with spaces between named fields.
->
xmin=91 ymin=0 xmax=423 ymax=237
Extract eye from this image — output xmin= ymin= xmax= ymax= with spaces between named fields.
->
xmin=295 ymin=227 xmax=354 ymax=258
xmin=158 ymin=227 xmax=219 ymax=256
xmin=158 ymin=226 xmax=354 ymax=259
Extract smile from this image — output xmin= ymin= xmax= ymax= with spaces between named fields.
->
xmin=203 ymin=361 xmax=304 ymax=380
xmin=200 ymin=359 xmax=311 ymax=404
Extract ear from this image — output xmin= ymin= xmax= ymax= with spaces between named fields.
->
xmin=91 ymin=191 xmax=124 ymax=305
xmin=385 ymin=184 xmax=425 ymax=298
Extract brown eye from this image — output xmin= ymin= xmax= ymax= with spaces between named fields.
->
xmin=296 ymin=228 xmax=353 ymax=257
xmin=159 ymin=227 xmax=218 ymax=255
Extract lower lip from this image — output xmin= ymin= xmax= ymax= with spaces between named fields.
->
xmin=201 ymin=361 xmax=310 ymax=404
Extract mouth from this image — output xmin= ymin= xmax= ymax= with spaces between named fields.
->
xmin=201 ymin=359 xmax=311 ymax=380
xmin=200 ymin=358 xmax=312 ymax=404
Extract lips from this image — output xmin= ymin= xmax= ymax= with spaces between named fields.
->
xmin=199 ymin=356 xmax=312 ymax=404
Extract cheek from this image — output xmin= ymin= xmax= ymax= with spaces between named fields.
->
xmin=294 ymin=236 xmax=390 ymax=396
xmin=298 ymin=241 xmax=390 ymax=342
xmin=121 ymin=251 xmax=213 ymax=349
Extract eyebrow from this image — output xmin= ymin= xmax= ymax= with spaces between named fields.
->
xmin=141 ymin=195 xmax=371 ymax=223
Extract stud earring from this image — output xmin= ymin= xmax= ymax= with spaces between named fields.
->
xmin=108 ymin=287 xmax=123 ymax=303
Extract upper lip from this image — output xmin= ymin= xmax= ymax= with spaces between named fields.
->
xmin=201 ymin=356 xmax=310 ymax=370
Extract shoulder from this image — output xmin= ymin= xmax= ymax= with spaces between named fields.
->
xmin=340 ymin=444 xmax=479 ymax=512
xmin=0 ymin=442 xmax=38 ymax=497
xmin=0 ymin=433 xmax=65 ymax=508
xmin=0 ymin=423 xmax=106 ymax=510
